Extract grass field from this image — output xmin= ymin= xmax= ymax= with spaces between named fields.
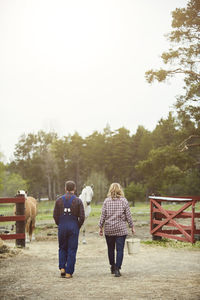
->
xmin=1 ymin=200 xmax=200 ymax=220
xmin=1 ymin=200 xmax=200 ymax=250
xmin=1 ymin=200 xmax=200 ymax=231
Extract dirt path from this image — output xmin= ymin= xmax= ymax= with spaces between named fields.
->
xmin=1 ymin=226 xmax=200 ymax=300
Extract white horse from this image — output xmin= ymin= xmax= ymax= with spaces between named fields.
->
xmin=79 ymin=185 xmax=94 ymax=244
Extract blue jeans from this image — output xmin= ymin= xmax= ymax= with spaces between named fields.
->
xmin=105 ymin=235 xmax=126 ymax=269
xmin=58 ymin=215 xmax=79 ymax=275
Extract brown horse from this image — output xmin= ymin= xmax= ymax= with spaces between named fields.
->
xmin=15 ymin=190 xmax=38 ymax=242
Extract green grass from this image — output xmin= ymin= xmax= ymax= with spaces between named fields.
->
xmin=1 ymin=200 xmax=199 ymax=211
xmin=1 ymin=200 xmax=200 ymax=249
xmin=142 ymin=238 xmax=200 ymax=249
xmin=1 ymin=200 xmax=200 ymax=219
xmin=1 ymin=200 xmax=199 ymax=225
xmin=0 ymin=203 xmax=15 ymax=215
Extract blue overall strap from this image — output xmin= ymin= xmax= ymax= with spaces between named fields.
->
xmin=62 ymin=194 xmax=76 ymax=209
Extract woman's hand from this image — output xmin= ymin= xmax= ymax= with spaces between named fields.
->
xmin=131 ymin=226 xmax=135 ymax=234
xmin=99 ymin=228 xmax=103 ymax=236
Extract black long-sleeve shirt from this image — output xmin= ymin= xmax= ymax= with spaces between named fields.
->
xmin=53 ymin=194 xmax=85 ymax=228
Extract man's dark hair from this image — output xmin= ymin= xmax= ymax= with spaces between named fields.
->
xmin=65 ymin=181 xmax=76 ymax=192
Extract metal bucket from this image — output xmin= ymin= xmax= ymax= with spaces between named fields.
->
xmin=126 ymin=238 xmax=140 ymax=255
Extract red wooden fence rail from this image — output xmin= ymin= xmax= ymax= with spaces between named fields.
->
xmin=149 ymin=196 xmax=200 ymax=244
xmin=0 ymin=196 xmax=25 ymax=247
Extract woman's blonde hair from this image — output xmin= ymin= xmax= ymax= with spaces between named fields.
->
xmin=107 ymin=183 xmax=124 ymax=199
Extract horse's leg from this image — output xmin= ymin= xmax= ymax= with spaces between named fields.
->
xmin=25 ymin=218 xmax=31 ymax=243
xmin=30 ymin=202 xmax=37 ymax=241
xmin=29 ymin=220 xmax=33 ymax=242
xmin=31 ymin=218 xmax=36 ymax=241
xmin=82 ymin=224 xmax=86 ymax=244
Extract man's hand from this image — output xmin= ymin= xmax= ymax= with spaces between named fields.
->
xmin=99 ymin=228 xmax=103 ymax=236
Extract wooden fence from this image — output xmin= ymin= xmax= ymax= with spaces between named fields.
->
xmin=149 ymin=196 xmax=200 ymax=243
xmin=0 ymin=196 xmax=25 ymax=247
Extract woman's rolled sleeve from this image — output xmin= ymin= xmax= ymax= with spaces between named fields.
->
xmin=125 ymin=201 xmax=134 ymax=228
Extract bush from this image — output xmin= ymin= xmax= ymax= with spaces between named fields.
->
xmin=124 ymin=182 xmax=147 ymax=205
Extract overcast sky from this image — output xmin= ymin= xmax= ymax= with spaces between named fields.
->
xmin=0 ymin=0 xmax=188 ymax=162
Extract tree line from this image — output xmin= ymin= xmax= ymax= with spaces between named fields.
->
xmin=0 ymin=112 xmax=199 ymax=204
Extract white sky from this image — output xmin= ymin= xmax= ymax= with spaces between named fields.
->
xmin=0 ymin=0 xmax=187 ymax=162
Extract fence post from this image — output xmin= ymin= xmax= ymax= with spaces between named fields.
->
xmin=191 ymin=200 xmax=195 ymax=244
xmin=152 ymin=199 xmax=162 ymax=241
xmin=16 ymin=197 xmax=25 ymax=247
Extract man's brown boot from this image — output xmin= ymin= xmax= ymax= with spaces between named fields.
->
xmin=65 ymin=273 xmax=73 ymax=279
xmin=60 ymin=268 xmax=66 ymax=277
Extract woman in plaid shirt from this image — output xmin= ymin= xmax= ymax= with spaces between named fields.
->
xmin=99 ymin=183 xmax=135 ymax=277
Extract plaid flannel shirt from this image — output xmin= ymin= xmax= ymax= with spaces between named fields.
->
xmin=99 ymin=197 xmax=134 ymax=236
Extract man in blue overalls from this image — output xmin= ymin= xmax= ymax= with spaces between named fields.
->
xmin=53 ymin=181 xmax=85 ymax=278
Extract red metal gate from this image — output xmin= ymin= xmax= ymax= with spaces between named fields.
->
xmin=149 ymin=196 xmax=200 ymax=243
xmin=0 ymin=196 xmax=26 ymax=247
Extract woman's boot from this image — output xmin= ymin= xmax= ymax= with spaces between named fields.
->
xmin=110 ymin=264 xmax=116 ymax=274
xmin=114 ymin=267 xmax=121 ymax=277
